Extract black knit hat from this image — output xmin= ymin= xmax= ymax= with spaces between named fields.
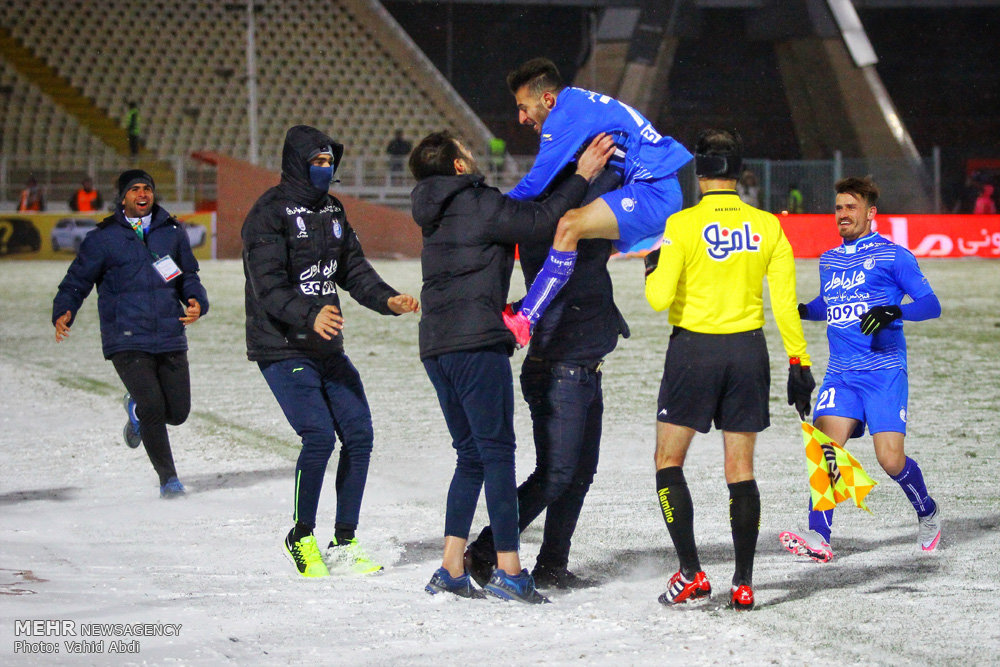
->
xmin=308 ymin=145 xmax=333 ymax=161
xmin=117 ymin=169 xmax=155 ymax=202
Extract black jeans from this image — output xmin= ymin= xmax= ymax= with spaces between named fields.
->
xmin=471 ymin=356 xmax=603 ymax=568
xmin=111 ymin=350 xmax=190 ymax=485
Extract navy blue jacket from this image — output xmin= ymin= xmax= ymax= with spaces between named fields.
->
xmin=52 ymin=204 xmax=209 ymax=359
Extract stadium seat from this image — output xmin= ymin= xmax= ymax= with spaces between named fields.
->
xmin=3 ymin=0 xmax=490 ymax=184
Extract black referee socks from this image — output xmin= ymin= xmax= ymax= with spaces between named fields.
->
xmin=656 ymin=466 xmax=701 ymax=578
xmin=728 ymin=479 xmax=760 ymax=588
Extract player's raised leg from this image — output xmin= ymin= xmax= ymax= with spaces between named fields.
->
xmin=508 ymin=178 xmax=679 ymax=345
xmin=779 ymin=414 xmax=858 ymax=563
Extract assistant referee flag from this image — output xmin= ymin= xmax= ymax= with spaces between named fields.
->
xmin=802 ymin=422 xmax=877 ymax=512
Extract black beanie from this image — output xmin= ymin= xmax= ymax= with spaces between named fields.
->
xmin=308 ymin=145 xmax=333 ymax=161
xmin=117 ymin=169 xmax=155 ymax=202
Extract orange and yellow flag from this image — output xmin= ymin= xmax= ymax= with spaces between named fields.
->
xmin=801 ymin=422 xmax=877 ymax=512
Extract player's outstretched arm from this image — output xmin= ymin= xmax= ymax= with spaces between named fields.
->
xmin=900 ymin=292 xmax=941 ymax=321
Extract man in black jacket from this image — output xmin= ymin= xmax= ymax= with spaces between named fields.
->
xmin=410 ymin=130 xmax=613 ymax=602
xmin=464 ymin=165 xmax=629 ymax=589
xmin=242 ymin=125 xmax=418 ymax=579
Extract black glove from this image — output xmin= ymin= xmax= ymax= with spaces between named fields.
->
xmin=644 ymin=247 xmax=661 ymax=277
xmin=797 ymin=303 xmax=809 ymax=319
xmin=859 ymin=305 xmax=902 ymax=336
xmin=787 ymin=363 xmax=816 ymax=421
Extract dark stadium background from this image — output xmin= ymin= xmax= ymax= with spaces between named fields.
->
xmin=384 ymin=3 xmax=998 ymax=209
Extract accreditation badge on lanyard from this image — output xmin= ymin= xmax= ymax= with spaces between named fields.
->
xmin=153 ymin=255 xmax=182 ymax=282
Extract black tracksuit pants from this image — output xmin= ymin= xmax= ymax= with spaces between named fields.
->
xmin=111 ymin=350 xmax=191 ymax=485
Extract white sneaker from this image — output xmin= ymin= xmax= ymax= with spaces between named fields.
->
xmin=918 ymin=505 xmax=941 ymax=552
xmin=779 ymin=529 xmax=833 ymax=563
xmin=325 ymin=537 xmax=384 ymax=575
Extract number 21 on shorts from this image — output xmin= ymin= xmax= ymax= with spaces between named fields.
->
xmin=816 ymin=387 xmax=836 ymax=411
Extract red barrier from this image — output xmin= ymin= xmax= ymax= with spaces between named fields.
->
xmin=780 ymin=214 xmax=1000 ymax=258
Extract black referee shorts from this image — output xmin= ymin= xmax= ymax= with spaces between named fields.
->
xmin=656 ymin=327 xmax=770 ymax=433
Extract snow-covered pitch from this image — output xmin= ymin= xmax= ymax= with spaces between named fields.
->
xmin=2 ymin=258 xmax=997 ymax=664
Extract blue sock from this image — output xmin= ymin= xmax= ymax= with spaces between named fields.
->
xmin=890 ymin=456 xmax=936 ymax=517
xmin=519 ymin=249 xmax=577 ymax=325
xmin=807 ymin=497 xmax=834 ymax=543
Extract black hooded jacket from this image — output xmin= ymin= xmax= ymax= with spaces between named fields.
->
xmin=411 ymin=171 xmax=588 ymax=360
xmin=242 ymin=125 xmax=399 ymax=362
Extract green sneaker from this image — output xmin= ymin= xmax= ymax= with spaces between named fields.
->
xmin=326 ymin=537 xmax=384 ymax=575
xmin=284 ymin=531 xmax=329 ymax=578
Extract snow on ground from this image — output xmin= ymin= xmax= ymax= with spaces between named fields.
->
xmin=1 ymin=257 xmax=998 ymax=665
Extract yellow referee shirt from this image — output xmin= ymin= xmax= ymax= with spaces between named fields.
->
xmin=645 ymin=189 xmax=810 ymax=365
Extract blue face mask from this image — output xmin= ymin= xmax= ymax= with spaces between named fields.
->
xmin=309 ymin=164 xmax=334 ymax=191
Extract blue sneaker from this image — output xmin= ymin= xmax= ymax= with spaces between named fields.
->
xmin=425 ymin=567 xmax=486 ymax=599
xmin=484 ymin=569 xmax=550 ymax=604
xmin=160 ymin=477 xmax=186 ymax=498
xmin=123 ymin=393 xmax=141 ymax=449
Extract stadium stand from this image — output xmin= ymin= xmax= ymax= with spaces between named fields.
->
xmin=0 ymin=0 xmax=491 ymax=201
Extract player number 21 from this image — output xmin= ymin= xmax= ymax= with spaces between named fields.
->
xmin=816 ymin=388 xmax=836 ymax=411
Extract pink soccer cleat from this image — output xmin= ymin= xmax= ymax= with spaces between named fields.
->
xmin=502 ymin=305 xmax=531 ymax=349
xmin=779 ymin=529 xmax=833 ymax=563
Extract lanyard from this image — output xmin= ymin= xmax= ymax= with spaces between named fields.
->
xmin=127 ymin=216 xmax=147 ymax=240
xmin=126 ymin=216 xmax=161 ymax=260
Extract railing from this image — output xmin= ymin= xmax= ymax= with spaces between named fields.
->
xmin=0 ymin=154 xmax=219 ymax=210
xmin=0 ymin=149 xmax=942 ymax=214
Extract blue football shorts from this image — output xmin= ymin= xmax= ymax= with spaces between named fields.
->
xmin=601 ymin=174 xmax=682 ymax=254
xmin=813 ymin=368 xmax=909 ymax=438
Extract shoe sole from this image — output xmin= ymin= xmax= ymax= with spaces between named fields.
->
xmin=483 ymin=586 xmax=550 ymax=604
xmin=729 ymin=600 xmax=755 ymax=611
xmin=483 ymin=586 xmax=516 ymax=602
xmin=123 ymin=423 xmax=142 ymax=449
xmin=921 ymin=531 xmax=941 ymax=551
xmin=425 ymin=582 xmax=486 ymax=599
xmin=779 ymin=531 xmax=832 ymax=563
xmin=658 ymin=589 xmax=711 ymax=606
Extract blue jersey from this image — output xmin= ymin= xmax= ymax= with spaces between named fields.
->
xmin=507 ymin=87 xmax=692 ymax=201
xmin=815 ymin=232 xmax=934 ymax=374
